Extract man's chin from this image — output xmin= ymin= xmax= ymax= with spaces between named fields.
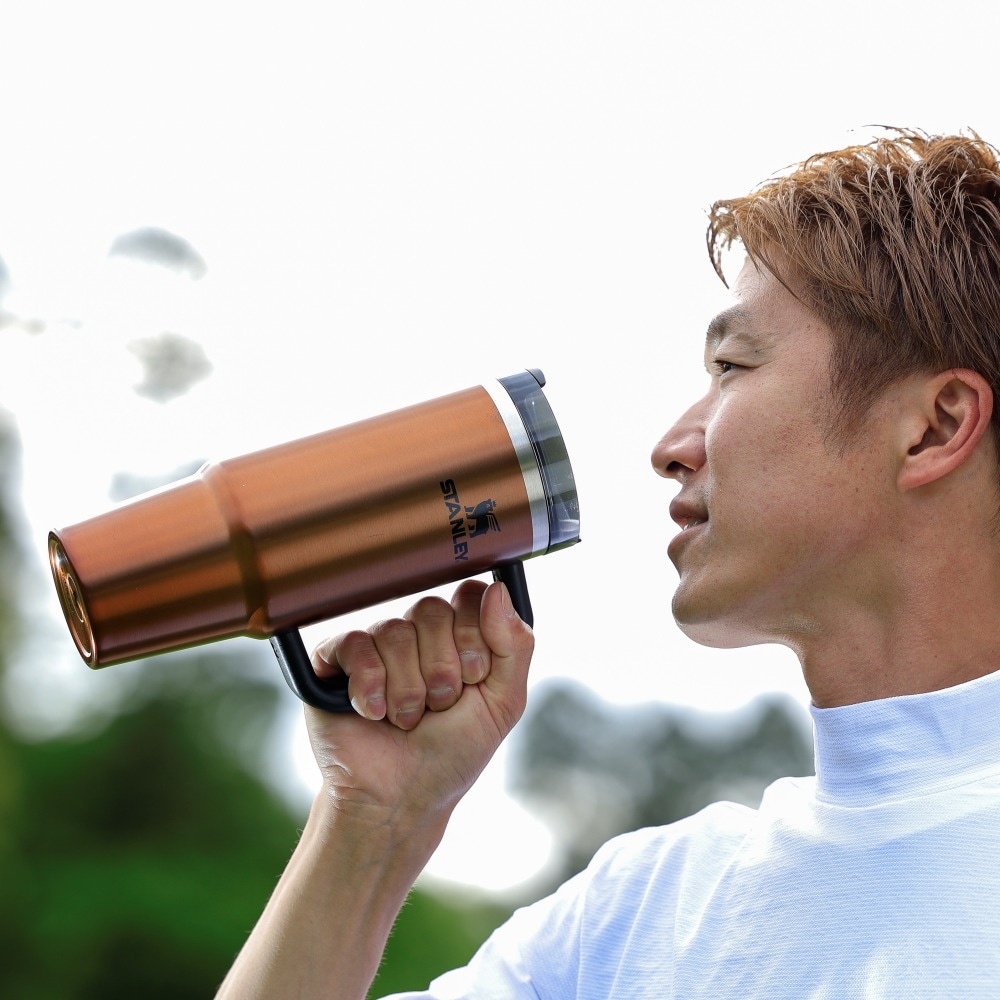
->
xmin=671 ymin=587 xmax=760 ymax=650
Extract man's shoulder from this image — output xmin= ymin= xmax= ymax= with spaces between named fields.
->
xmin=584 ymin=798 xmax=763 ymax=888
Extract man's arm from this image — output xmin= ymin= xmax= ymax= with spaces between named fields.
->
xmin=215 ymin=579 xmax=533 ymax=1000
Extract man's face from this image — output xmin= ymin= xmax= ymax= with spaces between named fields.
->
xmin=651 ymin=260 xmax=896 ymax=650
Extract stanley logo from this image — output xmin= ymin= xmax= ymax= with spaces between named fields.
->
xmin=440 ymin=479 xmax=501 ymax=562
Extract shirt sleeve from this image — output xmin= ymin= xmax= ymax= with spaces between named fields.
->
xmin=376 ymin=806 xmax=757 ymax=1000
xmin=377 ymin=821 xmax=702 ymax=1000
xmin=377 ymin=865 xmax=593 ymax=1000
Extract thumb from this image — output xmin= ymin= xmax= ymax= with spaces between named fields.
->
xmin=477 ymin=581 xmax=534 ymax=724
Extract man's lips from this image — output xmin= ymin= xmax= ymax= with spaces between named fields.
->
xmin=667 ymin=498 xmax=708 ymax=562
xmin=678 ymin=517 xmax=707 ymax=530
xmin=669 ymin=497 xmax=709 ymax=531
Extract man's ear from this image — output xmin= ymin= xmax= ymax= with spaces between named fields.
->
xmin=898 ymin=369 xmax=994 ymax=491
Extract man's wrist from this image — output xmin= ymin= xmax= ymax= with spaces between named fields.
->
xmin=308 ymin=785 xmax=452 ymax=887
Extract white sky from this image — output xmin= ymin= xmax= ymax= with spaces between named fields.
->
xmin=2 ymin=0 xmax=998 ymax=892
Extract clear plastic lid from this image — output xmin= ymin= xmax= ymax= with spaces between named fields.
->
xmin=498 ymin=369 xmax=581 ymax=553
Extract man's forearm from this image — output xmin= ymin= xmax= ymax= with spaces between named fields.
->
xmin=215 ymin=790 xmax=448 ymax=1000
xmin=217 ymin=580 xmax=531 ymax=998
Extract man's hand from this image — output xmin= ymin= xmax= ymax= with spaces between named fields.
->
xmin=305 ymin=577 xmax=534 ymax=831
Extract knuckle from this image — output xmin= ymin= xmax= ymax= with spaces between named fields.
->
xmin=422 ymin=652 xmax=460 ymax=689
xmin=452 ymin=584 xmax=487 ymax=619
xmin=454 ymin=578 xmax=488 ymax=600
xmin=388 ymin=681 xmax=426 ymax=705
xmin=387 ymin=679 xmax=428 ymax=727
xmin=516 ymin=625 xmax=536 ymax=655
xmin=408 ymin=595 xmax=454 ymax=627
xmin=454 ymin=629 xmax=488 ymax=664
xmin=371 ymin=617 xmax=417 ymax=651
xmin=336 ymin=629 xmax=380 ymax=668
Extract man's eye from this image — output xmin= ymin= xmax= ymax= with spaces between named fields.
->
xmin=711 ymin=359 xmax=739 ymax=375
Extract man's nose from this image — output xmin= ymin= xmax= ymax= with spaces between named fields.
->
xmin=651 ymin=399 xmax=708 ymax=482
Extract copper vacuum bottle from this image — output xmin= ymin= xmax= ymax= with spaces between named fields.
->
xmin=48 ymin=369 xmax=580 ymax=711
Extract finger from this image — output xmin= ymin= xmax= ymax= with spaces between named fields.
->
xmin=451 ymin=579 xmax=492 ymax=684
xmin=406 ymin=596 xmax=462 ymax=712
xmin=477 ymin=580 xmax=534 ymax=729
xmin=312 ymin=630 xmax=387 ymax=721
xmin=371 ymin=617 xmax=426 ymax=730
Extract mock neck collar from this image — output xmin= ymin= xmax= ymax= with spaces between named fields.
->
xmin=810 ymin=668 xmax=1000 ymax=806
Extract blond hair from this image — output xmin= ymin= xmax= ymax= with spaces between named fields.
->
xmin=708 ymin=128 xmax=1000 ymax=440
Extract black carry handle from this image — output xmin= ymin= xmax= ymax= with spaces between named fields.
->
xmin=270 ymin=561 xmax=535 ymax=713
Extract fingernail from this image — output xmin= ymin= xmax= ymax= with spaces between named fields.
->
xmin=460 ymin=650 xmax=486 ymax=684
xmin=497 ymin=581 xmax=516 ymax=620
xmin=353 ymin=693 xmax=384 ymax=720
xmin=429 ymin=685 xmax=456 ymax=704
xmin=394 ymin=701 xmax=423 ymax=727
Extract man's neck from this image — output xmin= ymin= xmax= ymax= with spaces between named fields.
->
xmin=793 ymin=557 xmax=1000 ymax=708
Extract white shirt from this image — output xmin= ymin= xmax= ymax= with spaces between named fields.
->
xmin=387 ymin=668 xmax=1000 ymax=998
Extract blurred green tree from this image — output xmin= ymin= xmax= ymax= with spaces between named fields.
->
xmin=0 ymin=665 xmax=300 ymax=998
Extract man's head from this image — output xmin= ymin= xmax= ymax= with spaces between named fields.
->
xmin=707 ymin=127 xmax=1000 ymax=448
xmin=653 ymin=130 xmax=1000 ymax=698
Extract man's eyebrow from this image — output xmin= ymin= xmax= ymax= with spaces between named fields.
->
xmin=705 ymin=305 xmax=752 ymax=349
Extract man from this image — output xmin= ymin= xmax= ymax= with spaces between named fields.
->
xmin=217 ymin=128 xmax=1000 ymax=997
